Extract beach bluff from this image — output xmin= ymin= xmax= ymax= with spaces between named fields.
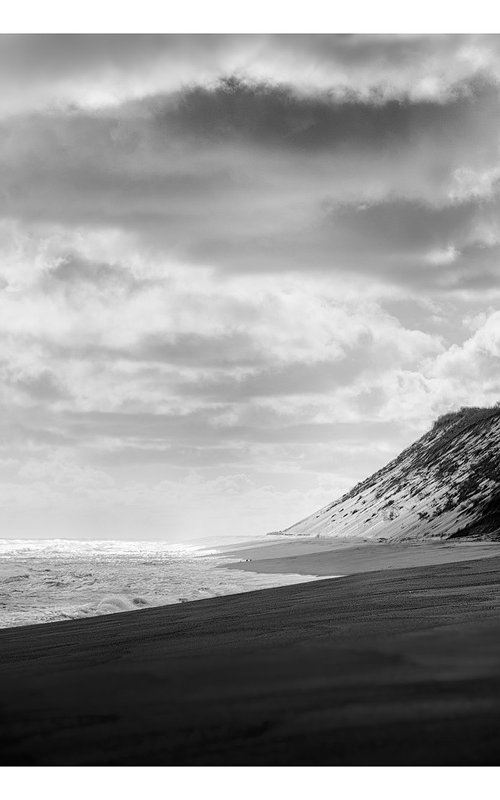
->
xmin=275 ymin=405 xmax=500 ymax=543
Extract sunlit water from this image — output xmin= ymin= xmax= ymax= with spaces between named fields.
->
xmin=0 ymin=539 xmax=319 ymax=628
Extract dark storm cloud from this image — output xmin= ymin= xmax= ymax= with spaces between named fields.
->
xmin=158 ymin=75 xmax=495 ymax=151
xmin=2 ymin=74 xmax=500 ymax=292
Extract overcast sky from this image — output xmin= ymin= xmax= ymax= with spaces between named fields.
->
xmin=1 ymin=33 xmax=499 ymax=541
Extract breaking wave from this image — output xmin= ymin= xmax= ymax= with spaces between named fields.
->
xmin=59 ymin=594 xmax=151 ymax=620
xmin=0 ymin=539 xmax=318 ymax=628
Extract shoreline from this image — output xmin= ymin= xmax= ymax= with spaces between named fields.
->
xmin=2 ymin=551 xmax=500 ymax=764
xmin=221 ymin=537 xmax=500 ymax=577
xmin=3 ymin=537 xmax=500 ymax=631
xmin=0 ymin=538 xmax=329 ymax=630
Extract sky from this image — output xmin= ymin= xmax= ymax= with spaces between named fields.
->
xmin=0 ymin=33 xmax=500 ymax=542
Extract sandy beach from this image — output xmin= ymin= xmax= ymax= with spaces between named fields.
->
xmin=1 ymin=540 xmax=500 ymax=765
xmin=222 ymin=538 xmax=500 ymax=576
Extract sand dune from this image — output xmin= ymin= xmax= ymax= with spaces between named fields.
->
xmin=281 ymin=407 xmax=500 ymax=542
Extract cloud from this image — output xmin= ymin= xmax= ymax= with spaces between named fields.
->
xmin=157 ymin=75 xmax=498 ymax=152
xmin=0 ymin=36 xmax=499 ymax=540
xmin=1 ymin=75 xmax=500 ymax=295
xmin=431 ymin=310 xmax=500 ymax=387
xmin=2 ymin=34 xmax=500 ymax=113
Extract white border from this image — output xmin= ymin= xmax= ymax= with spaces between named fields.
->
xmin=0 ymin=1 xmax=500 ymax=34
xmin=0 ymin=9 xmax=499 ymax=793
xmin=2 ymin=765 xmax=498 ymax=799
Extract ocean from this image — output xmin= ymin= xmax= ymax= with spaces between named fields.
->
xmin=0 ymin=538 xmax=316 ymax=629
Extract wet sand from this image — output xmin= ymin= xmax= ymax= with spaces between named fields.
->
xmin=223 ymin=539 xmax=500 ymax=576
xmin=1 ymin=549 xmax=500 ymax=765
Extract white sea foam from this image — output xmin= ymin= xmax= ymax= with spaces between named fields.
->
xmin=0 ymin=539 xmax=318 ymax=628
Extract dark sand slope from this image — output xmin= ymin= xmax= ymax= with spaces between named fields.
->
xmin=2 ymin=556 xmax=500 ymax=765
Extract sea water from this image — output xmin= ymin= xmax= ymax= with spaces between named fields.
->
xmin=0 ymin=539 xmax=316 ymax=628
